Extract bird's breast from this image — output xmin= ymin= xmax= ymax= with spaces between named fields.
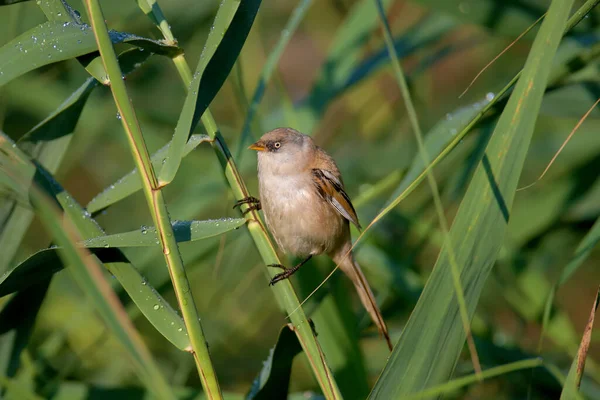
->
xmin=258 ymin=170 xmax=346 ymax=257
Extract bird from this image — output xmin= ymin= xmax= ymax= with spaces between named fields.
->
xmin=235 ymin=127 xmax=392 ymax=350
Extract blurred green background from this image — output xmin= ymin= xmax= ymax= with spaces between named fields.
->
xmin=1 ymin=0 xmax=599 ymax=398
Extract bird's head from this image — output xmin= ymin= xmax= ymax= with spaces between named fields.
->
xmin=249 ymin=128 xmax=315 ymax=174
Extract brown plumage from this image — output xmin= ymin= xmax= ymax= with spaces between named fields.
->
xmin=243 ymin=127 xmax=392 ymax=351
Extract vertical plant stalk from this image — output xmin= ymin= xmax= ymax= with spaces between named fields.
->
xmin=144 ymin=7 xmax=342 ymax=399
xmin=81 ymin=1 xmax=222 ymax=398
xmin=374 ymin=0 xmax=481 ymax=374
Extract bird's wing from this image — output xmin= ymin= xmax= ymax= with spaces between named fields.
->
xmin=311 ymin=168 xmax=361 ymax=230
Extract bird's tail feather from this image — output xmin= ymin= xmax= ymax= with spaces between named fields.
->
xmin=336 ymin=255 xmax=392 ymax=351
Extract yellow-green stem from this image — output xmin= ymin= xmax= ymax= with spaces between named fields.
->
xmin=82 ymin=1 xmax=222 ymax=398
xmin=163 ymin=19 xmax=342 ymax=400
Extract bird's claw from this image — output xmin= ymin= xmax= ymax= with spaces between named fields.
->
xmin=269 ymin=270 xmax=293 ymax=286
xmin=267 ymin=263 xmax=287 ymax=270
xmin=268 ymin=264 xmax=291 ymax=286
xmin=233 ymin=196 xmax=261 ymax=215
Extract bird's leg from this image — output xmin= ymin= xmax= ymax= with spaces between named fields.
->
xmin=268 ymin=255 xmax=313 ymax=286
xmin=233 ymin=196 xmax=261 ymax=215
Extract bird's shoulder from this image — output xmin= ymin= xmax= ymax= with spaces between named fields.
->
xmin=312 ymin=147 xmax=343 ymax=182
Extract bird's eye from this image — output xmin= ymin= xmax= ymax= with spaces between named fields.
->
xmin=273 ymin=142 xmax=281 ymax=149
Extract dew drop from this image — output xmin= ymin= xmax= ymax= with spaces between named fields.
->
xmin=153 ymin=304 xmax=160 ymax=310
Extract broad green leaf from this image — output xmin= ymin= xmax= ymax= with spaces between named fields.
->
xmin=87 ymin=134 xmax=211 ymax=213
xmin=158 ymin=0 xmax=261 ymax=185
xmin=0 ymin=48 xmax=158 ymax=277
xmin=560 ymin=289 xmax=598 ymax=400
xmin=33 ymin=0 xmax=157 ymax=84
xmin=370 ymin=0 xmax=574 ymax=397
xmin=246 ymin=325 xmax=303 ymax=400
xmin=1 ymin=159 xmax=176 ymax=399
xmin=34 ymin=170 xmax=192 ymax=351
xmin=0 ymin=21 xmax=181 ymax=87
xmin=0 ymin=133 xmax=190 ymax=351
xmin=81 ymin=218 xmax=246 ymax=248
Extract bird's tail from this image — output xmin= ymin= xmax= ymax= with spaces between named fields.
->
xmin=334 ymin=251 xmax=393 ymax=351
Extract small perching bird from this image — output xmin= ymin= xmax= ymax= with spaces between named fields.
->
xmin=235 ymin=127 xmax=392 ymax=350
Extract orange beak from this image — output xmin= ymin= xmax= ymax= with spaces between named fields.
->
xmin=248 ymin=141 xmax=266 ymax=151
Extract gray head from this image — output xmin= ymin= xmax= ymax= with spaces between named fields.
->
xmin=249 ymin=127 xmax=316 ymax=174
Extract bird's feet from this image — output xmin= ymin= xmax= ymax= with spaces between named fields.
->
xmin=268 ymin=264 xmax=293 ymax=286
xmin=233 ymin=196 xmax=261 ymax=215
xmin=267 ymin=255 xmax=313 ymax=286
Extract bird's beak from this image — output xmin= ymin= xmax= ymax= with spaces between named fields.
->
xmin=248 ymin=140 xmax=266 ymax=151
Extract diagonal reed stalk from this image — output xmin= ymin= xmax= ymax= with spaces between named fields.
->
xmin=138 ymin=3 xmax=342 ymax=398
xmin=81 ymin=0 xmax=222 ymax=398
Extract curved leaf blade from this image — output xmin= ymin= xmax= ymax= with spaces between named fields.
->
xmin=0 ymin=21 xmax=181 ymax=87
